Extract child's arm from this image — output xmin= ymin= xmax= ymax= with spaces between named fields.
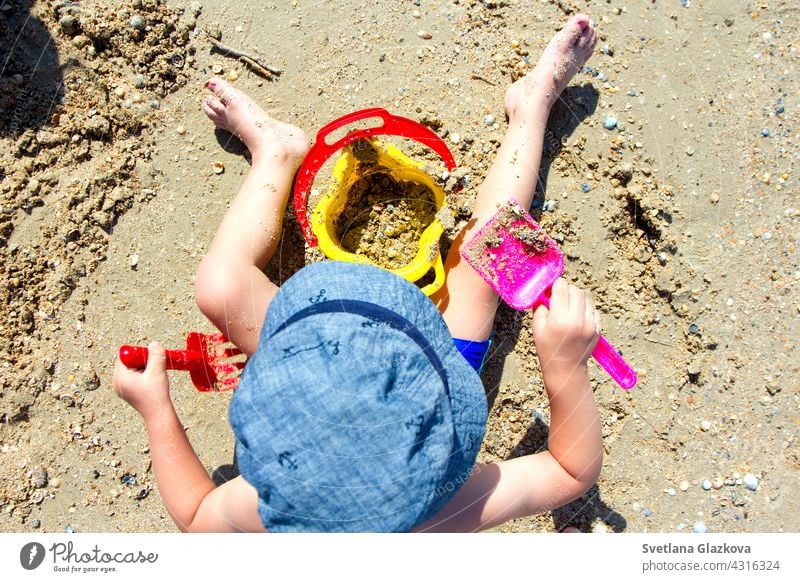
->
xmin=531 ymin=277 xmax=603 ymax=489
xmin=416 ymin=278 xmax=602 ymax=532
xmin=112 ymin=342 xmax=265 ymax=532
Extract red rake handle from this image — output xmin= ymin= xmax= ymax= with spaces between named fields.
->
xmin=118 ymin=345 xmax=205 ymax=371
xmin=292 ymin=107 xmax=457 ymax=247
xmin=537 ymin=296 xmax=637 ymax=390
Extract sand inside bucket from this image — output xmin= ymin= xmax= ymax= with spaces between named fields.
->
xmin=335 ymin=145 xmax=437 ymax=270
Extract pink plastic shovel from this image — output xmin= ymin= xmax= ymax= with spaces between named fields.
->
xmin=461 ymin=200 xmax=637 ymax=390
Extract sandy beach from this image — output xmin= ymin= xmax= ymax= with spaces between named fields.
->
xmin=1 ymin=0 xmax=797 ymax=534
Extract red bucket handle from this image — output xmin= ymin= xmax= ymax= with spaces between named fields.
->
xmin=293 ymin=108 xmax=457 ymax=247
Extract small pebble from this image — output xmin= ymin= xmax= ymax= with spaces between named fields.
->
xmin=603 ymin=115 xmax=618 ymax=130
xmin=592 ymin=522 xmax=609 ymax=533
xmin=775 ymin=104 xmax=785 ymax=114
xmin=72 ymin=34 xmax=91 ymax=49
xmin=31 ymin=518 xmax=41 ymax=529
xmin=679 ymin=480 xmax=690 ymax=492
xmin=581 ymin=183 xmax=592 ymax=193
xmin=130 ymin=15 xmax=146 ymax=31
xmin=450 ymin=133 xmax=461 ymax=144
xmin=211 ymin=63 xmax=224 ymax=74
xmin=213 ymin=161 xmax=225 ymax=174
xmin=643 ymin=508 xmax=652 ymax=517
xmin=484 ymin=114 xmax=496 ymax=126
xmin=702 ymin=479 xmax=712 ymax=491
xmin=149 ymin=99 xmax=160 ymax=110
xmin=761 ymin=128 xmax=770 ymax=137
xmin=542 ymin=199 xmax=556 ymax=212
xmin=667 ymin=488 xmax=676 ymax=497
xmin=50 ymin=477 xmax=61 ymax=488
xmin=59 ymin=15 xmax=81 ymax=36
xmin=121 ymin=474 xmax=137 ymax=487
xmin=689 ymin=323 xmax=699 ymax=334
xmin=712 ymin=478 xmax=724 ymax=490
xmin=65 ymin=524 xmax=74 ymax=534
xmin=686 ymin=146 xmax=696 ymax=156
xmin=700 ymin=419 xmax=711 ymax=431
xmin=417 ymin=30 xmax=433 ymax=40
xmin=412 ymin=9 xmax=421 ymax=18
xmin=709 ymin=192 xmax=720 ymax=204
xmin=176 ymin=125 xmax=187 ymax=136
xmin=743 ymin=473 xmax=759 ymax=491
xmin=129 ymin=253 xmax=139 ymax=269
xmin=227 ymin=70 xmax=240 ymax=82
xmin=693 ymin=520 xmax=708 ymax=534
xmin=133 ymin=74 xmax=146 ymax=89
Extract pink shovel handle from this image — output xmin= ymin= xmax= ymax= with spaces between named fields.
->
xmin=591 ymin=336 xmax=637 ymax=390
xmin=538 ymin=296 xmax=637 ymax=390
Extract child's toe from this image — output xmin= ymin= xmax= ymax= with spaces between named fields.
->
xmin=204 ymin=94 xmax=226 ymax=115
xmin=207 ymin=77 xmax=239 ymax=105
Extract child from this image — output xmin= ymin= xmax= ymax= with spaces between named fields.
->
xmin=113 ymin=14 xmax=601 ymax=532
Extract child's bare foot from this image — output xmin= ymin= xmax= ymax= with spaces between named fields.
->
xmin=505 ymin=14 xmax=597 ymax=120
xmin=202 ymin=77 xmax=309 ymax=167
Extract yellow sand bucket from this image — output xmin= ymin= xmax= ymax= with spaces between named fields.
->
xmin=293 ymin=108 xmax=457 ymax=296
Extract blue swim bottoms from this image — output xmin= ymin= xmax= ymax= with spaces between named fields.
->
xmin=453 ymin=337 xmax=492 ymax=373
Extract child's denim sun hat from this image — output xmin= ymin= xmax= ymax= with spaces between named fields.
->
xmin=229 ymin=260 xmax=487 ymax=532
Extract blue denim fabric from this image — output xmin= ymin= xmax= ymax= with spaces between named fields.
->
xmin=229 ymin=261 xmax=488 ymax=532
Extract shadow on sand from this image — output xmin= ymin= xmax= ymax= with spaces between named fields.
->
xmin=1 ymin=0 xmax=66 ymax=136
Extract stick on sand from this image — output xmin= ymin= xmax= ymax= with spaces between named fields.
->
xmin=208 ymin=37 xmax=282 ymax=79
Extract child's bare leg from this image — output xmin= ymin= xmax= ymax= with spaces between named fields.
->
xmin=194 ymin=78 xmax=309 ymax=355
xmin=433 ymin=15 xmax=597 ymax=340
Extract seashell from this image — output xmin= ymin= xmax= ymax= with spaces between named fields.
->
xmin=32 ymin=466 xmax=48 ymax=489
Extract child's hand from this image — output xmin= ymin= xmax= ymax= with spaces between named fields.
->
xmin=532 ymin=278 xmax=601 ymax=375
xmin=113 ymin=341 xmax=173 ymax=421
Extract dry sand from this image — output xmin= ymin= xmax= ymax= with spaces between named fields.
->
xmin=1 ymin=0 xmax=797 ymax=533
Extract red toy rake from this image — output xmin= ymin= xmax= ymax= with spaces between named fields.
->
xmin=119 ymin=332 xmax=245 ymax=391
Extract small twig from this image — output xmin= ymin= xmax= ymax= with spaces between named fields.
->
xmin=644 ymin=337 xmax=673 ymax=347
xmin=470 ymin=74 xmax=496 ymax=86
xmin=208 ymin=37 xmax=282 ymax=79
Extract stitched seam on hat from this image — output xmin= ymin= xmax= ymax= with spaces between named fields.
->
xmin=269 ymin=299 xmax=450 ymax=396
